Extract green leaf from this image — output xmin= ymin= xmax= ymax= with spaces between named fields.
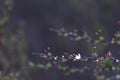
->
xmin=111 ymin=39 xmax=115 ymax=44
xmin=99 ymin=36 xmax=104 ymax=41
xmin=36 ymin=64 xmax=44 ymax=68
xmin=100 ymin=59 xmax=112 ymax=69
xmin=0 ymin=16 xmax=9 ymax=25
xmin=75 ymin=37 xmax=81 ymax=41
xmin=29 ymin=62 xmax=35 ymax=67
xmin=70 ymin=69 xmax=77 ymax=73
xmin=64 ymin=33 xmax=68 ymax=37
xmin=116 ymin=33 xmax=120 ymax=38
xmin=46 ymin=63 xmax=52 ymax=68
xmin=116 ymin=41 xmax=120 ymax=45
xmin=0 ymin=77 xmax=9 ymax=80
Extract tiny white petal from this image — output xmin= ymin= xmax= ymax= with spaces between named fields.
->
xmin=116 ymin=74 xmax=120 ymax=79
xmin=96 ymin=59 xmax=99 ymax=62
xmin=116 ymin=59 xmax=119 ymax=62
xmin=62 ymin=55 xmax=64 ymax=58
xmin=54 ymin=56 xmax=58 ymax=60
xmin=75 ymin=53 xmax=81 ymax=60
xmin=108 ymin=51 xmax=112 ymax=56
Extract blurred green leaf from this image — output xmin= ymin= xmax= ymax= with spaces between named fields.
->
xmin=36 ymin=64 xmax=44 ymax=68
xmin=46 ymin=63 xmax=52 ymax=68
xmin=0 ymin=77 xmax=9 ymax=80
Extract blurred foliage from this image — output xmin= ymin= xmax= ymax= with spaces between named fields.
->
xmin=0 ymin=0 xmax=29 ymax=79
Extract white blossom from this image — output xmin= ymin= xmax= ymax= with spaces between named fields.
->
xmin=74 ymin=53 xmax=81 ymax=61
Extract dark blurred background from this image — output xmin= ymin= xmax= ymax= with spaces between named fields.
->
xmin=11 ymin=0 xmax=120 ymax=54
xmin=1 ymin=0 xmax=120 ymax=80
